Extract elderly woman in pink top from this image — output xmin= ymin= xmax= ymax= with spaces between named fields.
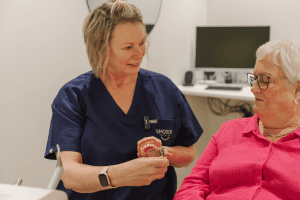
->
xmin=174 ymin=39 xmax=300 ymax=200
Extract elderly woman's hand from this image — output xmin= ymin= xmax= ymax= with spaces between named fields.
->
xmin=109 ymin=156 xmax=169 ymax=187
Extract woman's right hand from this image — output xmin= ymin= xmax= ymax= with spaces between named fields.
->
xmin=109 ymin=156 xmax=169 ymax=187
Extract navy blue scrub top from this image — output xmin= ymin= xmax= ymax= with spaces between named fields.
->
xmin=44 ymin=69 xmax=203 ymax=200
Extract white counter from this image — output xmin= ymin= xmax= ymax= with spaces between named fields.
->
xmin=177 ymin=84 xmax=254 ymax=101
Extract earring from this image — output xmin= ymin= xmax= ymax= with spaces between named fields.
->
xmin=295 ymin=99 xmax=299 ymax=105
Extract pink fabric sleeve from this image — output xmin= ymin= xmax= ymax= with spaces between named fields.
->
xmin=174 ymin=136 xmax=218 ymax=200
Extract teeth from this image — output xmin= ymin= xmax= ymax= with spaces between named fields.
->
xmin=141 ymin=144 xmax=155 ymax=155
xmin=143 ymin=143 xmax=154 ymax=149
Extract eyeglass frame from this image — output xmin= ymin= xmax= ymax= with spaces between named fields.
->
xmin=247 ymin=73 xmax=288 ymax=90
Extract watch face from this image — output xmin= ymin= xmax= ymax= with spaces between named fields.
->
xmin=99 ymin=174 xmax=109 ymax=187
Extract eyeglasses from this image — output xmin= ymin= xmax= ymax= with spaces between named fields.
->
xmin=247 ymin=73 xmax=287 ymax=90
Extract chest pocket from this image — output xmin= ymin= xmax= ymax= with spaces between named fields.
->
xmin=148 ymin=119 xmax=180 ymax=146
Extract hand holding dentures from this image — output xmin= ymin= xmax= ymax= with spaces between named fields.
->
xmin=137 ymin=136 xmax=172 ymax=158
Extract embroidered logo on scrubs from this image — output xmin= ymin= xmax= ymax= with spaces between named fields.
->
xmin=156 ymin=129 xmax=172 ymax=141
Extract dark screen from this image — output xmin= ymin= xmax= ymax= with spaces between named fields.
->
xmin=195 ymin=26 xmax=270 ymax=69
xmin=99 ymin=174 xmax=109 ymax=186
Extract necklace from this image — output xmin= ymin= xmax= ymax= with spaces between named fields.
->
xmin=262 ymin=125 xmax=295 ymax=143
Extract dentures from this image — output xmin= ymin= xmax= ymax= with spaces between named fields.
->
xmin=137 ymin=136 xmax=162 ymax=157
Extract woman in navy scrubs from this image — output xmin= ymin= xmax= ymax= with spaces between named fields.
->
xmin=44 ymin=0 xmax=203 ymax=199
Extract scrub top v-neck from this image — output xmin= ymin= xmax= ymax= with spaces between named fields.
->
xmin=44 ymin=69 xmax=203 ymax=200
xmin=95 ymin=72 xmax=142 ymax=118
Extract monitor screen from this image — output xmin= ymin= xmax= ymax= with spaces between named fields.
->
xmin=195 ymin=26 xmax=270 ymax=69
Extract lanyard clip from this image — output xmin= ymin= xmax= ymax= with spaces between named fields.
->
xmin=144 ymin=116 xmax=150 ymax=130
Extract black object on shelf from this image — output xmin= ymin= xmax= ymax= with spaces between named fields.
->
xmin=183 ymin=71 xmax=194 ymax=86
xmin=224 ymin=72 xmax=233 ymax=83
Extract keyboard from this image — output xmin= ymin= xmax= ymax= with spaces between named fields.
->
xmin=205 ymin=85 xmax=242 ymax=91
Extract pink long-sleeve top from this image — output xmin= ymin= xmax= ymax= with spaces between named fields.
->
xmin=174 ymin=114 xmax=300 ymax=200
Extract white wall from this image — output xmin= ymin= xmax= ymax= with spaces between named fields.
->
xmin=128 ymin=0 xmax=162 ymax=24
xmin=0 ymin=0 xmax=90 ymax=187
xmin=142 ymin=0 xmax=207 ymax=85
xmin=207 ymin=0 xmax=300 ymax=41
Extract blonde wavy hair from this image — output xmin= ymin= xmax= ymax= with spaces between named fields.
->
xmin=83 ymin=0 xmax=149 ymax=78
xmin=256 ymin=39 xmax=300 ymax=84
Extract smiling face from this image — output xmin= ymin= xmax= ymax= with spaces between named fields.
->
xmin=106 ymin=22 xmax=146 ymax=76
xmin=251 ymin=57 xmax=298 ymax=127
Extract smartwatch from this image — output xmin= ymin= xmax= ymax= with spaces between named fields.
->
xmin=98 ymin=166 xmax=116 ymax=189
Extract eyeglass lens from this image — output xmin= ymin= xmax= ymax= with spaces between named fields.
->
xmin=247 ymin=74 xmax=269 ymax=89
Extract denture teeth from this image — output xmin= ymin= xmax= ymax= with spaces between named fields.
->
xmin=141 ymin=144 xmax=155 ymax=156
xmin=142 ymin=144 xmax=154 ymax=150
xmin=137 ymin=136 xmax=162 ymax=157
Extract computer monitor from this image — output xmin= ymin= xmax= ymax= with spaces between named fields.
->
xmin=195 ymin=26 xmax=270 ymax=84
